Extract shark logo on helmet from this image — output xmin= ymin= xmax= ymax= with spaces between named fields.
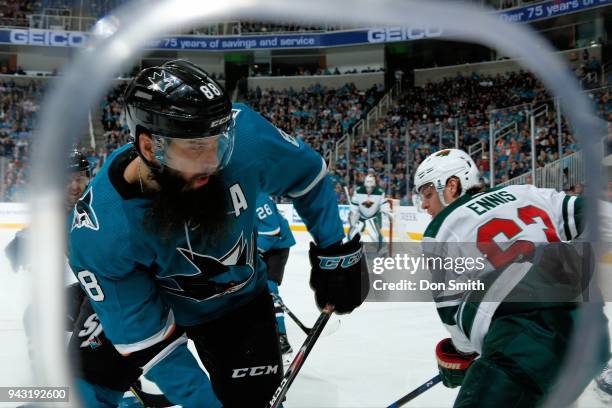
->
xmin=147 ymin=70 xmax=180 ymax=93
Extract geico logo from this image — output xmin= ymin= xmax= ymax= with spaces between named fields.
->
xmin=231 ymin=365 xmax=279 ymax=378
xmin=367 ymin=27 xmax=444 ymax=43
xmin=9 ymin=29 xmax=86 ymax=47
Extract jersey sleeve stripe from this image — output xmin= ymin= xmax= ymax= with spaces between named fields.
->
xmin=459 ymin=262 xmax=531 ymax=354
xmin=288 ymin=157 xmax=327 ymax=198
xmin=574 ymin=196 xmax=583 ymax=235
xmin=259 ymin=227 xmax=281 ymax=236
xmin=115 ymin=310 xmax=176 ymax=354
xmin=562 ymin=195 xmax=578 ymax=240
xmin=436 ymin=299 xmax=462 ymax=308
xmin=562 ymin=195 xmax=572 ymax=240
xmin=141 ymin=333 xmax=189 ymax=375
xmin=436 ymin=305 xmax=459 ymax=325
xmin=567 ymin=197 xmax=578 ymax=239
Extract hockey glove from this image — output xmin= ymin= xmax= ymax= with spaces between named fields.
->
xmin=436 ymin=338 xmax=478 ymax=388
xmin=308 ymin=233 xmax=369 ymax=314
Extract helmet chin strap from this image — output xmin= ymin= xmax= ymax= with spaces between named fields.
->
xmin=134 ymin=134 xmax=167 ymax=173
xmin=437 ymin=178 xmax=464 ymax=207
xmin=437 ymin=190 xmax=450 ymax=208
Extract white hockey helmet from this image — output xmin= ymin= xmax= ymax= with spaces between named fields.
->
xmin=364 ymin=174 xmax=376 ymax=193
xmin=414 ymin=149 xmax=480 ymax=206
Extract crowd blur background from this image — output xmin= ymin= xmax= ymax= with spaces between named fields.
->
xmin=0 ymin=0 xmax=610 ymax=205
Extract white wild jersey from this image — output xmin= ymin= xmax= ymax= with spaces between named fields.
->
xmin=422 ymin=184 xmax=582 ymax=354
xmin=350 ymin=186 xmax=388 ymax=219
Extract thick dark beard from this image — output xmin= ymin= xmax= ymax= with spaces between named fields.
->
xmin=143 ymin=168 xmax=229 ymax=242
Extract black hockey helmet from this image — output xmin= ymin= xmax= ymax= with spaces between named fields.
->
xmin=123 ymin=60 xmax=235 ymax=173
xmin=69 ymin=149 xmax=90 ymax=177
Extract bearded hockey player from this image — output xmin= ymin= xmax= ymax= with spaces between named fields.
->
xmin=348 ymin=174 xmax=390 ymax=251
xmin=255 ymin=193 xmax=296 ymax=365
xmin=68 ymin=60 xmax=368 ymax=408
xmin=413 ymin=149 xmax=609 ymax=407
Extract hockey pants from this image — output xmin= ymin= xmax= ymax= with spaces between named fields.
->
xmin=454 ymin=306 xmax=610 ymax=408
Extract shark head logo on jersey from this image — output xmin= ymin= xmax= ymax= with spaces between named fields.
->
xmin=71 ymin=187 xmax=99 ymax=231
xmin=159 ymin=231 xmax=256 ymax=302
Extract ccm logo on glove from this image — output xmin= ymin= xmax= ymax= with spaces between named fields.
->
xmin=317 ymin=249 xmax=362 ymax=270
xmin=309 ymin=234 xmax=369 ymax=314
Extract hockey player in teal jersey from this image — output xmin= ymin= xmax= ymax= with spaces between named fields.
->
xmin=413 ymin=149 xmax=609 ymax=408
xmin=255 ymin=193 xmax=296 ymax=364
xmin=68 ymin=60 xmax=368 ymax=408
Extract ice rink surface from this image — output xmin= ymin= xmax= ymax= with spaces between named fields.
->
xmin=0 ymin=228 xmax=610 ymax=407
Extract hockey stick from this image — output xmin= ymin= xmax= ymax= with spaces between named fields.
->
xmin=266 ymin=305 xmax=334 ymax=408
xmin=271 ymin=293 xmax=312 ymax=334
xmin=344 ymin=186 xmax=361 ymax=241
xmin=343 ymin=186 xmax=352 ymax=205
xmin=386 ymin=374 xmax=441 ymax=408
xmin=271 ymin=293 xmax=341 ymax=338
xmin=130 ymin=383 xmax=173 ymax=408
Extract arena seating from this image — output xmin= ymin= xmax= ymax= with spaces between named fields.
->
xmin=0 ymin=67 xmax=607 ymax=203
xmin=338 ymin=69 xmax=609 ymax=204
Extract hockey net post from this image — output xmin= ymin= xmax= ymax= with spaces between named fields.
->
xmin=386 ymin=199 xmax=402 ymax=256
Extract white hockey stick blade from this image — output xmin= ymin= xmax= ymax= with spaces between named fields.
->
xmin=320 ymin=317 xmax=341 ymax=337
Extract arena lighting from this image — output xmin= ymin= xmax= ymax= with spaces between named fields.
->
xmin=29 ymin=0 xmax=604 ymax=406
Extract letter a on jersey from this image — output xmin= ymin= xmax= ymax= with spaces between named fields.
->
xmin=230 ymin=183 xmax=248 ymax=217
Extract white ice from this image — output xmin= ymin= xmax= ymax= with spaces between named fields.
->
xmin=280 ymin=232 xmax=612 ymax=408
xmin=0 ymin=228 xmax=609 ymax=407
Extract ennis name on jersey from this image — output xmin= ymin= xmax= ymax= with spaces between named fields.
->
xmin=422 ymin=184 xmax=582 ymax=354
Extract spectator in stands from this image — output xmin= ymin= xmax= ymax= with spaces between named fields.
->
xmin=356 ymin=69 xmax=608 ymax=189
xmin=0 ymin=64 xmax=607 ymax=203
xmin=246 ymin=82 xmax=384 ymax=159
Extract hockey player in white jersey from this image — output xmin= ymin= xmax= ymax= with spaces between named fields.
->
xmin=348 ymin=174 xmax=390 ymax=251
xmin=413 ymin=148 xmax=609 ymax=407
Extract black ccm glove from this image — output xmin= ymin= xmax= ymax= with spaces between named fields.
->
xmin=309 ymin=234 xmax=369 ymax=314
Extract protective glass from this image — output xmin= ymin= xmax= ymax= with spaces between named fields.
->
xmin=151 ymin=118 xmax=235 ymax=175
